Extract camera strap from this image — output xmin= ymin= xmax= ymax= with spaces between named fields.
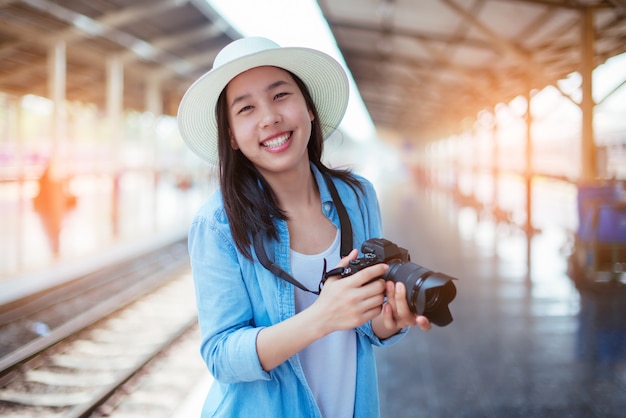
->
xmin=252 ymin=171 xmax=353 ymax=295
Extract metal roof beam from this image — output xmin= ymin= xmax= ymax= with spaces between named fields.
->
xmin=439 ymin=0 xmax=537 ymax=70
xmin=13 ymin=0 xmax=191 ymax=45
xmin=491 ymin=0 xmax=614 ymax=10
xmin=116 ymin=23 xmax=225 ymax=74
xmin=12 ymin=0 xmax=199 ymax=75
xmin=327 ymin=18 xmax=496 ymax=51
xmin=343 ymin=46 xmax=503 ymax=102
xmin=606 ymin=0 xmax=626 ymax=13
xmin=189 ymin=0 xmax=239 ymax=40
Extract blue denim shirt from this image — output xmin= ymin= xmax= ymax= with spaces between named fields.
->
xmin=188 ymin=164 xmax=407 ymax=417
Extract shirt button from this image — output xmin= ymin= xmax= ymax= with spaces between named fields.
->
xmin=324 ymin=203 xmax=331 ymax=212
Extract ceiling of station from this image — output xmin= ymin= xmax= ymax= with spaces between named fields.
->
xmin=0 ymin=0 xmax=625 ymax=143
xmin=0 ymin=0 xmax=240 ymax=115
xmin=317 ymin=0 xmax=626 ymax=141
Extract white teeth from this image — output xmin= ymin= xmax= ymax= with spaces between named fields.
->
xmin=262 ymin=133 xmax=290 ymax=148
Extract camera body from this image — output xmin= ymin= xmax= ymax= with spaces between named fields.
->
xmin=339 ymin=238 xmax=458 ymax=327
xmin=341 ymin=238 xmax=410 ymax=275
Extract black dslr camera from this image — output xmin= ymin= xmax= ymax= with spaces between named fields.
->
xmin=329 ymin=238 xmax=458 ymax=327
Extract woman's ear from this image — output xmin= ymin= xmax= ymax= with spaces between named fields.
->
xmin=229 ymin=131 xmax=239 ymax=150
xmin=309 ymin=109 xmax=314 ymax=123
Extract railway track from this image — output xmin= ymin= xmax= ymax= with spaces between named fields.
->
xmin=0 ymin=240 xmax=207 ymax=417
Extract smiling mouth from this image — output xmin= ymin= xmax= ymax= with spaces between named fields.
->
xmin=261 ymin=133 xmax=291 ymax=149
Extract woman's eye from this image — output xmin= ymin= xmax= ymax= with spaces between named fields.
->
xmin=237 ymin=105 xmax=253 ymax=114
xmin=275 ymin=92 xmax=290 ymax=100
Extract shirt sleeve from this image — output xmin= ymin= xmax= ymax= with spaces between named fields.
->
xmin=188 ymin=208 xmax=271 ymax=383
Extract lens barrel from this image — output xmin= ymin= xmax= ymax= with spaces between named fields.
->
xmin=385 ymin=261 xmax=457 ymax=327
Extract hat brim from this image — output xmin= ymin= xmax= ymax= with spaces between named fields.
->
xmin=177 ymin=46 xmax=349 ymax=165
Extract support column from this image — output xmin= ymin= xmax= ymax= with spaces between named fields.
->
xmin=10 ymin=96 xmax=25 ymax=269
xmin=43 ymin=41 xmax=69 ymax=256
xmin=48 ymin=41 xmax=67 ymax=162
xmin=145 ymin=77 xmax=162 ymax=230
xmin=581 ymin=6 xmax=596 ymax=180
xmin=107 ymin=56 xmax=124 ymax=164
xmin=145 ymin=77 xmax=162 ymax=116
xmin=107 ymin=56 xmax=124 ymax=236
xmin=525 ymin=89 xmax=534 ymax=284
xmin=490 ymin=109 xmax=499 ymax=209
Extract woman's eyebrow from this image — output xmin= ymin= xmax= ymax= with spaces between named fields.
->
xmin=230 ymin=80 xmax=293 ymax=110
xmin=266 ymin=79 xmax=290 ymax=91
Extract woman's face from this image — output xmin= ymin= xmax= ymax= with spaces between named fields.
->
xmin=225 ymin=66 xmax=314 ymax=175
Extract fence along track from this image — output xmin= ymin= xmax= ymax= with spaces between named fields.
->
xmin=0 ymin=265 xmax=200 ymax=417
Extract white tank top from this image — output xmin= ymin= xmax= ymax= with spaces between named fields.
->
xmin=291 ymin=230 xmax=357 ymax=418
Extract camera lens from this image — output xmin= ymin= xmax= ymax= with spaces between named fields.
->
xmin=424 ymin=288 xmax=441 ymax=311
xmin=385 ymin=261 xmax=457 ymax=327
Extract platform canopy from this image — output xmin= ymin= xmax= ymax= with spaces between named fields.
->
xmin=0 ymin=0 xmax=625 ymax=142
xmin=317 ymin=0 xmax=626 ymax=141
xmin=0 ymin=0 xmax=240 ymax=116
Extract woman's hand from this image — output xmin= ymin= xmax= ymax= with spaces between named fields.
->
xmin=314 ymin=249 xmax=432 ymax=339
xmin=372 ymin=280 xmax=432 ymax=340
xmin=256 ymin=249 xmax=388 ymax=372
xmin=310 ymin=249 xmax=388 ymax=334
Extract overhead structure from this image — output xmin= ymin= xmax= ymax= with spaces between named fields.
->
xmin=0 ymin=0 xmax=240 ymax=116
xmin=316 ymin=0 xmax=626 ymax=143
xmin=0 ymin=0 xmax=625 ymax=148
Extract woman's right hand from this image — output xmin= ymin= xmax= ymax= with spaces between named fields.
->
xmin=257 ymin=249 xmax=387 ymax=372
xmin=311 ymin=249 xmax=388 ymax=334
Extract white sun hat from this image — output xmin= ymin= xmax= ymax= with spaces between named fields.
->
xmin=177 ymin=37 xmax=350 ymax=165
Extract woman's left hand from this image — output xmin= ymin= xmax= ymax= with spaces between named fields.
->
xmin=372 ymin=281 xmax=431 ymax=339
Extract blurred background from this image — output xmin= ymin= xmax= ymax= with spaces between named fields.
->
xmin=1 ymin=0 xmax=624 ymax=290
xmin=0 ymin=0 xmax=625 ymax=416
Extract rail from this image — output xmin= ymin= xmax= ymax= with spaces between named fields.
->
xmin=0 ymin=240 xmax=201 ymax=417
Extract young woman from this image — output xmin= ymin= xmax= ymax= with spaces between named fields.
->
xmin=177 ymin=37 xmax=431 ymax=418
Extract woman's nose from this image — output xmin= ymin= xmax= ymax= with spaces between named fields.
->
xmin=259 ymin=105 xmax=281 ymax=128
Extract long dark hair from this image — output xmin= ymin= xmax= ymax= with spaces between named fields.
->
xmin=215 ymin=69 xmax=362 ymax=259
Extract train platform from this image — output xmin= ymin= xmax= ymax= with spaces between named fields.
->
xmin=2 ymin=166 xmax=624 ymax=417
xmin=170 ymin=173 xmax=625 ymax=417
xmin=373 ymin=178 xmax=625 ymax=418
xmin=0 ymin=170 xmax=215 ymax=304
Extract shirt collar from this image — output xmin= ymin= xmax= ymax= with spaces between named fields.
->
xmin=310 ymin=163 xmax=333 ymax=207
